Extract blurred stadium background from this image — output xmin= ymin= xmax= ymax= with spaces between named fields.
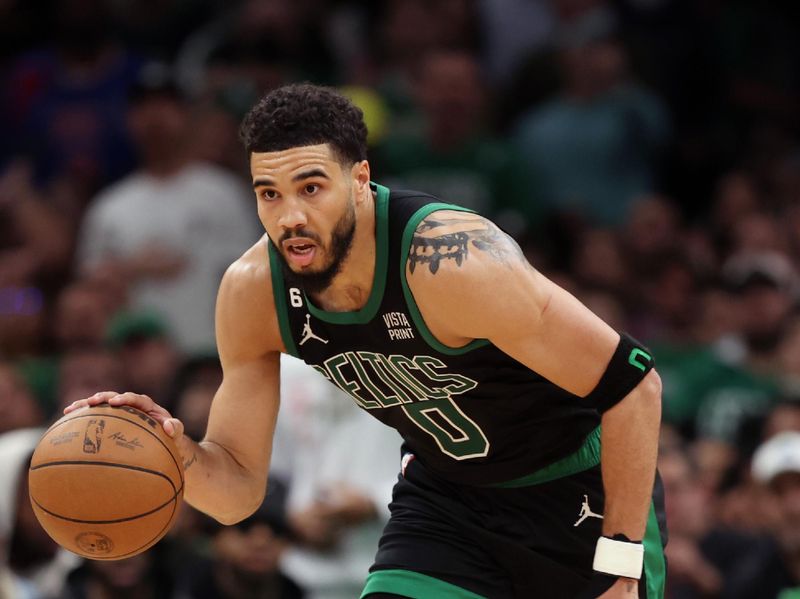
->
xmin=2 ymin=1 xmax=800 ymax=598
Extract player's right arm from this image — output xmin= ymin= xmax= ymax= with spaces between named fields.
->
xmin=65 ymin=238 xmax=284 ymax=524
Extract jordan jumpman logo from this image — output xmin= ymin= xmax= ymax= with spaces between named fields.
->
xmin=574 ymin=494 xmax=604 ymax=527
xmin=299 ymin=314 xmax=328 ymax=345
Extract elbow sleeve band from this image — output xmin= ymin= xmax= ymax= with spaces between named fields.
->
xmin=581 ymin=333 xmax=654 ymax=414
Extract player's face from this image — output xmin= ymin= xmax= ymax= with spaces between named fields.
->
xmin=251 ymin=144 xmax=359 ymax=293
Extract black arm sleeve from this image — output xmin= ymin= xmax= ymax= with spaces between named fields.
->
xmin=580 ymin=333 xmax=655 ymax=414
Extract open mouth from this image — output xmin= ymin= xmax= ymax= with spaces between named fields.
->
xmin=283 ymin=239 xmax=318 ymax=267
xmin=288 ymin=243 xmax=313 ymax=255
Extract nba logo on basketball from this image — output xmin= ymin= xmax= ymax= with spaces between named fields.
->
xmin=82 ymin=419 xmax=105 ymax=454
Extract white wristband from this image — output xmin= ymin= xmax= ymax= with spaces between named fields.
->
xmin=592 ymin=536 xmax=644 ymax=579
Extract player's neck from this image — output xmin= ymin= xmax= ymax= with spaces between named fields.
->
xmin=310 ymin=190 xmax=377 ymax=313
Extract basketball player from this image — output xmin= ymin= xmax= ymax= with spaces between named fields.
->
xmin=66 ymin=84 xmax=666 ymax=598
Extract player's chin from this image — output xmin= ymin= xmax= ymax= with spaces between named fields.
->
xmin=290 ymin=258 xmax=330 ymax=276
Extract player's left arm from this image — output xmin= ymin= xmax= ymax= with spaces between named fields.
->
xmin=407 ymin=211 xmax=660 ymax=575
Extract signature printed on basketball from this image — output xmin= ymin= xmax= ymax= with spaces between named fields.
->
xmin=109 ymin=431 xmax=144 ymax=450
xmin=49 ymin=431 xmax=80 ymax=446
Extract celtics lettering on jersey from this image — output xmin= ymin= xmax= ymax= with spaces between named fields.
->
xmin=310 ymin=349 xmax=489 ymax=460
xmin=269 ymin=187 xmax=602 ymax=482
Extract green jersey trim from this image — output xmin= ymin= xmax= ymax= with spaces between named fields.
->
xmin=400 ymin=203 xmax=491 ymax=355
xmin=487 ymin=426 xmax=601 ymax=488
xmin=306 ymin=183 xmax=390 ymax=324
xmin=361 ymin=569 xmax=487 ymax=599
xmin=268 ymin=240 xmax=300 ymax=358
xmin=643 ymin=502 xmax=666 ymax=599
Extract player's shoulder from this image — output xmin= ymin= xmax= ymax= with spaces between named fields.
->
xmin=406 ymin=209 xmax=526 ymax=282
xmin=217 ymin=235 xmax=283 ymax=353
xmin=220 ymin=234 xmax=274 ymax=298
xmin=217 ymin=234 xmax=275 ymax=330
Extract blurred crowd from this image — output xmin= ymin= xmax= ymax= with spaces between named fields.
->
xmin=1 ymin=0 xmax=800 ymax=597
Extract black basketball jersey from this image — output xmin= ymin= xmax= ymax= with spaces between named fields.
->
xmin=268 ymin=183 xmax=600 ymax=486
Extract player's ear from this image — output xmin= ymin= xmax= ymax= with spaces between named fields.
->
xmin=351 ymin=160 xmax=371 ymax=200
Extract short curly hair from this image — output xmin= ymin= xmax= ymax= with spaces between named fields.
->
xmin=239 ymin=83 xmax=368 ymax=165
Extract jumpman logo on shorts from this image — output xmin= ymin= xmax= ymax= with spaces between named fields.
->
xmin=299 ymin=314 xmax=328 ymax=346
xmin=574 ymin=494 xmax=604 ymax=527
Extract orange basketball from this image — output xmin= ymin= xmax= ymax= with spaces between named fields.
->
xmin=28 ymin=403 xmax=184 ymax=560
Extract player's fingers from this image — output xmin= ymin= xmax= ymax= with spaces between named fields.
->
xmin=106 ymin=392 xmax=150 ymax=411
xmin=63 ymin=391 xmax=120 ymax=414
xmin=162 ymin=417 xmax=184 ymax=439
xmin=107 ymin=392 xmax=172 ymax=420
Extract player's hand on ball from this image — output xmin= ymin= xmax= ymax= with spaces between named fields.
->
xmin=35 ymin=400 xmax=185 ymax=558
xmin=65 ymin=391 xmax=185 ymax=441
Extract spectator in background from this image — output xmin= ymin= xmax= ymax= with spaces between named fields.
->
xmin=52 ymin=280 xmax=121 ymax=352
xmin=512 ymin=10 xmax=669 ymax=226
xmin=54 ymin=546 xmax=177 ymax=599
xmin=56 ymin=347 xmax=126 ymax=412
xmin=760 ymin=398 xmax=800 ymax=440
xmin=112 ymin=0 xmax=220 ymax=62
xmin=374 ymin=49 xmax=528 ymax=227
xmin=654 ymin=252 xmax=791 ymax=448
xmin=105 ymin=311 xmax=182 ymax=407
xmin=0 ymin=160 xmax=73 ymax=358
xmin=777 ymin=323 xmax=800 ymax=396
xmin=169 ymin=354 xmax=223 ymax=441
xmin=362 ymin=0 xmax=482 ymax=139
xmin=77 ymin=65 xmax=259 ymax=354
xmin=3 ymin=276 xmax=128 ymax=421
xmin=477 ymin=0 xmax=556 ymax=88
xmin=0 ymin=428 xmax=79 ymax=598
xmin=0 ymin=361 xmax=45 ymax=434
xmin=659 ymin=443 xmax=761 ymax=599
xmin=0 ymin=161 xmax=72 ymax=289
xmin=369 ymin=0 xmax=454 ymax=110
xmin=1 ymin=0 xmax=142 ymax=193
xmin=743 ymin=432 xmax=800 ymax=598
xmin=622 ymin=195 xmax=682 ymax=277
xmin=635 ymin=251 xmax=700 ymax=345
xmin=720 ymin=251 xmax=796 ymax=375
xmin=164 ymin=354 xmax=224 ymax=559
xmin=161 ymin=353 xmax=222 ymax=439
xmin=177 ymin=478 xmax=303 ymax=599
xmin=270 ymin=356 xmax=400 ymax=599
xmin=0 ymin=543 xmax=37 ymax=599
xmin=708 ymin=172 xmax=763 ymax=255
xmin=569 ymin=229 xmax=629 ymax=295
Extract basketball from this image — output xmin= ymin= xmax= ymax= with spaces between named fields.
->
xmin=28 ymin=403 xmax=184 ymax=560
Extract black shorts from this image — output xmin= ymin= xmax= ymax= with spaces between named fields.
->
xmin=361 ymin=440 xmax=667 ymax=599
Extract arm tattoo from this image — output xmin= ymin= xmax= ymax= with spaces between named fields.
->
xmin=409 ymin=215 xmax=526 ymax=274
xmin=183 ymin=453 xmax=197 ymax=471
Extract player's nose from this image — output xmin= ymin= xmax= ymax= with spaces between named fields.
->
xmin=277 ymin=195 xmax=308 ymax=230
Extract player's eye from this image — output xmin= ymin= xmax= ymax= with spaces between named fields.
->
xmin=304 ymin=184 xmax=319 ymax=195
xmin=261 ymin=189 xmax=279 ymax=200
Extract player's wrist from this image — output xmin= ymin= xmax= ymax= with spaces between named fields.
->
xmin=592 ymin=533 xmax=644 ymax=579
